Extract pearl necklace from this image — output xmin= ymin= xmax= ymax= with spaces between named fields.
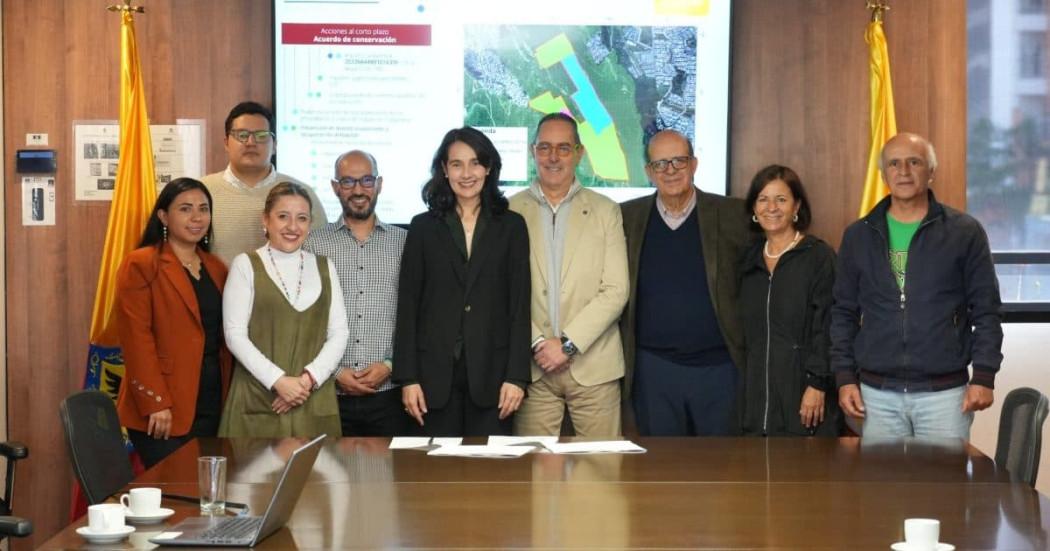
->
xmin=764 ymin=231 xmax=802 ymax=259
xmin=266 ymin=244 xmax=305 ymax=304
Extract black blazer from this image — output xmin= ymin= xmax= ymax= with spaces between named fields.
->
xmin=393 ymin=208 xmax=531 ymax=410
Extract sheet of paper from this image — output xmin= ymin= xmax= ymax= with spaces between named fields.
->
xmin=544 ymin=440 xmax=647 ymax=454
xmin=431 ymin=437 xmax=463 ymax=447
xmin=388 ymin=437 xmax=432 ymax=449
xmin=428 ymin=445 xmax=534 ymax=458
xmin=488 ymin=435 xmax=559 ymax=447
xmin=150 ymin=532 xmax=182 ymax=540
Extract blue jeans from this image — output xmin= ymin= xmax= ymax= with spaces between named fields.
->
xmin=860 ymin=383 xmax=973 ymax=440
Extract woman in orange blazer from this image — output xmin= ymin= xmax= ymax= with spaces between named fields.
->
xmin=116 ymin=178 xmax=232 ymax=468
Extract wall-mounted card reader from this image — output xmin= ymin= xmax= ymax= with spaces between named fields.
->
xmin=16 ymin=149 xmax=57 ymax=174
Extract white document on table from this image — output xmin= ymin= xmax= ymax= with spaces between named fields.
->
xmin=488 ymin=435 xmax=559 ymax=447
xmin=543 ymin=440 xmax=647 ymax=454
xmin=388 ymin=437 xmax=432 ymax=449
xmin=427 ymin=445 xmax=534 ymax=458
xmin=431 ymin=437 xmax=464 ymax=447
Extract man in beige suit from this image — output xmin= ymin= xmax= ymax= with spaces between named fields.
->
xmin=509 ymin=113 xmax=629 ymax=437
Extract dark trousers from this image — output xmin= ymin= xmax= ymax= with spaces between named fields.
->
xmin=632 ymin=348 xmax=737 ymax=436
xmin=128 ymin=411 xmax=220 ymax=469
xmin=416 ymin=356 xmax=512 ymax=437
xmin=338 ymin=389 xmax=410 ymax=437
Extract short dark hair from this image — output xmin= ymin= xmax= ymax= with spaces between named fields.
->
xmin=264 ymin=181 xmax=313 ymax=215
xmin=745 ymin=164 xmax=812 ymax=232
xmin=643 ymin=130 xmax=694 ymax=163
xmin=224 ymin=101 xmax=274 ymax=135
xmin=422 ymin=126 xmax=508 ymax=215
xmin=140 ymin=178 xmax=214 ymax=251
xmin=534 ymin=112 xmax=581 ymax=145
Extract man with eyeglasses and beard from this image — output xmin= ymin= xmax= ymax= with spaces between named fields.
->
xmin=619 ymin=129 xmax=751 ymax=436
xmin=304 ymin=150 xmax=408 ymax=436
xmin=202 ymin=101 xmax=327 ymax=263
xmin=509 ymin=112 xmax=629 ymax=437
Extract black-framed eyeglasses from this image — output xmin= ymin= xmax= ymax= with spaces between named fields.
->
xmin=533 ymin=142 xmax=579 ymax=158
xmin=228 ymin=129 xmax=275 ymax=144
xmin=333 ymin=175 xmax=378 ymax=189
xmin=647 ymin=156 xmax=693 ymax=173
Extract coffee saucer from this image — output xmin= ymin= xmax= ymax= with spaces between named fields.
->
xmin=76 ymin=524 xmax=135 ymax=543
xmin=124 ymin=507 xmax=175 ymax=524
xmin=891 ymin=542 xmax=955 ymax=551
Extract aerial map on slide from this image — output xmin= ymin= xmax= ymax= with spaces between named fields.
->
xmin=464 ymin=25 xmax=697 ymax=187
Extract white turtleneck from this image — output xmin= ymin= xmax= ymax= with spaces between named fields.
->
xmin=223 ymin=245 xmax=349 ymax=391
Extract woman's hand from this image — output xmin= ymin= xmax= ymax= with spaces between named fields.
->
xmin=147 ymin=408 xmax=173 ymax=439
xmin=799 ymin=386 xmax=826 ymax=429
xmin=402 ymin=384 xmax=427 ymax=426
xmin=273 ymin=375 xmax=311 ymax=406
xmin=498 ymin=383 xmax=525 ymax=420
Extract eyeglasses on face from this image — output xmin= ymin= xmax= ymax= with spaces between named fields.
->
xmin=533 ymin=142 xmax=579 ymax=158
xmin=647 ymin=156 xmax=693 ymax=173
xmin=333 ymin=175 xmax=378 ymax=189
xmin=228 ymin=129 xmax=275 ymax=144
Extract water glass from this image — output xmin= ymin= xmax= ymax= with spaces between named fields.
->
xmin=198 ymin=456 xmax=227 ymax=515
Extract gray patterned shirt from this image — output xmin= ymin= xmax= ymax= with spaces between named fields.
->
xmin=304 ymin=219 xmax=407 ymax=394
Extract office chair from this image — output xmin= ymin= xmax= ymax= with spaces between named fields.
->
xmin=0 ymin=441 xmax=32 ymax=539
xmin=59 ymin=390 xmax=134 ymax=504
xmin=994 ymin=387 xmax=1050 ymax=488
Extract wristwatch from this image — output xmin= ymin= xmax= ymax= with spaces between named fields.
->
xmin=560 ymin=335 xmax=578 ymax=357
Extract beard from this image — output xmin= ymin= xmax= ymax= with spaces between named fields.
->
xmin=343 ymin=194 xmax=376 ymax=220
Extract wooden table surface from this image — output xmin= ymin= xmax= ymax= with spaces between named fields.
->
xmin=39 ymin=437 xmax=1050 ymax=549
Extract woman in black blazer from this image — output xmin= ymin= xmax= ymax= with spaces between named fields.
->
xmin=394 ymin=126 xmax=531 ymax=436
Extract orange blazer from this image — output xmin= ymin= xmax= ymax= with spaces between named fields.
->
xmin=115 ymin=243 xmax=232 ymax=436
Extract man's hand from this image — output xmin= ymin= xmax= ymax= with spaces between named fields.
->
xmin=838 ymin=384 xmax=866 ymax=419
xmin=402 ymin=384 xmax=427 ymax=426
xmin=271 ymin=396 xmax=296 ymax=414
xmin=336 ymin=367 xmax=377 ymax=396
xmin=533 ymin=338 xmax=571 ymax=373
xmin=354 ymin=362 xmax=392 ymax=389
xmin=498 ymin=383 xmax=525 ymax=420
xmin=962 ymin=384 xmax=994 ymax=412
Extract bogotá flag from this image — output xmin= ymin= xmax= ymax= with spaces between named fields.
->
xmin=84 ymin=9 xmax=157 ymax=397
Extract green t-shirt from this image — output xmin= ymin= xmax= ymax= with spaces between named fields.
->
xmin=887 ymin=213 xmax=921 ymax=290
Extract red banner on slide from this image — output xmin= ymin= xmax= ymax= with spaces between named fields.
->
xmin=282 ymin=23 xmax=431 ymax=46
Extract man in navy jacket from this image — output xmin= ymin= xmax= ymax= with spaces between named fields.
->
xmin=831 ymin=132 xmax=1003 ymax=439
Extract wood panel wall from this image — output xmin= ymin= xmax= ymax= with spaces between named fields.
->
xmin=2 ymin=0 xmax=966 ymax=546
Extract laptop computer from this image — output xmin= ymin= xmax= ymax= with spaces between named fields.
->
xmin=150 ymin=434 xmax=326 ymax=547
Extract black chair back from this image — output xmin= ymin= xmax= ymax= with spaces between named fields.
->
xmin=995 ymin=387 xmax=1050 ymax=488
xmin=0 ymin=442 xmax=31 ymax=539
xmin=59 ymin=390 xmax=134 ymax=504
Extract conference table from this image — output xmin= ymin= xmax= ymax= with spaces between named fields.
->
xmin=40 ymin=437 xmax=1050 ymax=549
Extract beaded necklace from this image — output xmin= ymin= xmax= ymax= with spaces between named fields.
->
xmin=266 ymin=244 xmax=305 ymax=304
xmin=763 ymin=231 xmax=802 ymax=259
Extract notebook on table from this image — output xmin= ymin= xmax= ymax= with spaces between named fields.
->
xmin=149 ymin=434 xmax=326 ymax=547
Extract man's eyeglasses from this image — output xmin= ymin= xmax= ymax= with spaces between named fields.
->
xmin=647 ymin=156 xmax=693 ymax=173
xmin=228 ymin=129 xmax=275 ymax=144
xmin=533 ymin=142 xmax=579 ymax=158
xmin=333 ymin=175 xmax=378 ymax=189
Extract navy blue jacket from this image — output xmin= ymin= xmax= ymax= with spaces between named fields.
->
xmin=830 ymin=190 xmax=1003 ymax=391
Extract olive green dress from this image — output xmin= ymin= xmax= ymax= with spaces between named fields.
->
xmin=219 ymin=253 xmax=340 ymax=437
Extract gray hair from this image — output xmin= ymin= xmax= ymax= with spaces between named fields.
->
xmin=333 ymin=150 xmax=379 ymax=178
xmin=878 ymin=135 xmax=938 ymax=173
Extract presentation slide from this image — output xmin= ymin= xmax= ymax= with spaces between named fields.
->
xmin=274 ymin=0 xmax=732 ymax=223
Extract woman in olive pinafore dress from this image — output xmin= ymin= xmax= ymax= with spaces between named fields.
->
xmin=219 ymin=182 xmax=348 ymax=437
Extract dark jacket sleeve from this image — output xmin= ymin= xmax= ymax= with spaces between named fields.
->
xmin=392 ymin=216 xmax=425 ymax=386
xmin=804 ymin=245 xmax=836 ymax=391
xmin=961 ymin=220 xmax=1003 ymax=388
xmin=830 ymin=225 xmax=862 ymax=388
xmin=505 ymin=214 xmax=532 ymax=388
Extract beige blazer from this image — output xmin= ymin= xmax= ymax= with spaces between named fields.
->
xmin=509 ymin=187 xmax=629 ymax=386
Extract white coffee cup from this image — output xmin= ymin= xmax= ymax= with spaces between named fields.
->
xmin=87 ymin=503 xmax=125 ymax=533
xmin=120 ymin=487 xmax=162 ymax=516
xmin=904 ymin=518 xmax=940 ymax=550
